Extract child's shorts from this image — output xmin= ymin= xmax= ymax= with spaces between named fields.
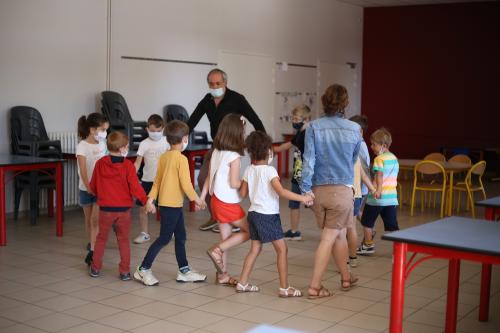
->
xmin=360 ymin=204 xmax=399 ymax=231
xmin=79 ymin=190 xmax=96 ymax=207
xmin=288 ymin=181 xmax=301 ymax=209
xmin=353 ymin=195 xmax=366 ymax=216
xmin=136 ymin=181 xmax=153 ymax=206
xmin=211 ymin=195 xmax=245 ymax=223
xmin=247 ymin=211 xmax=284 ymax=243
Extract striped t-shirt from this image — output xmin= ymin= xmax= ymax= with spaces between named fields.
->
xmin=366 ymin=152 xmax=399 ymax=206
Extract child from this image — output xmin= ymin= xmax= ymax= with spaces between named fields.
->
xmin=202 ymin=114 xmax=250 ymax=286
xmin=134 ymin=120 xmax=207 ymax=286
xmin=133 ymin=114 xmax=170 ymax=244
xmin=237 ymin=131 xmax=313 ymax=295
xmin=357 ymin=128 xmax=399 ymax=255
xmin=76 ymin=113 xmax=108 ymax=265
xmin=274 ymin=105 xmax=311 ymax=241
xmin=88 ymin=131 xmax=148 ymax=280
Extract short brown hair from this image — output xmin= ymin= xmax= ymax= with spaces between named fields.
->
xmin=165 ymin=120 xmax=189 ymax=145
xmin=147 ymin=114 xmax=164 ymax=128
xmin=322 ymin=84 xmax=349 ymax=115
xmin=245 ymin=131 xmax=272 ymax=161
xmin=213 ymin=114 xmax=245 ymax=155
xmin=107 ymin=131 xmax=129 ymax=152
xmin=371 ymin=127 xmax=392 ymax=148
xmin=349 ymin=114 xmax=368 ymax=131
xmin=291 ymin=104 xmax=311 ymax=118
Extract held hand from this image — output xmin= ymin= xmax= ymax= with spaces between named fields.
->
xmin=194 ymin=198 xmax=206 ymax=211
xmin=374 ymin=190 xmax=382 ymax=199
xmin=145 ymin=202 xmax=156 ymax=214
xmin=303 ymin=193 xmax=314 ymax=207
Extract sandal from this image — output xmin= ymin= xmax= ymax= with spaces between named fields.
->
xmin=340 ymin=274 xmax=359 ymax=291
xmin=307 ymin=285 xmax=332 ymax=299
xmin=216 ymin=272 xmax=238 ymax=287
xmin=279 ymin=286 xmax=302 ymax=298
xmin=236 ymin=282 xmax=260 ymax=293
xmin=206 ymin=246 xmax=224 ymax=274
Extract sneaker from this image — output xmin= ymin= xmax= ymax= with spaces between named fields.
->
xmin=349 ymin=256 xmax=358 ymax=268
xmin=199 ymin=218 xmax=217 ymax=231
xmin=119 ymin=272 xmax=131 ymax=281
xmin=89 ymin=266 xmax=99 ymax=278
xmin=356 ymin=243 xmax=375 ymax=255
xmin=284 ymin=230 xmax=302 ymax=241
xmin=134 ymin=266 xmax=159 ymax=286
xmin=176 ymin=270 xmax=207 ymax=283
xmin=211 ymin=225 xmax=240 ymax=233
xmin=84 ymin=250 xmax=93 ymax=266
xmin=133 ymin=232 xmax=151 ymax=244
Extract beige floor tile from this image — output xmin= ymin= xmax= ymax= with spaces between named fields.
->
xmin=275 ymin=315 xmax=334 ymax=332
xmin=0 ymin=317 xmax=16 ymax=329
xmin=234 ymin=306 xmax=292 ymax=324
xmin=343 ymin=287 xmax=390 ymax=302
xmin=168 ymin=309 xmax=226 ymax=328
xmin=63 ymin=302 xmax=123 ymax=320
xmin=68 ymin=286 xmax=122 ymax=301
xmin=457 ymin=317 xmax=500 ymax=333
xmin=424 ymin=299 xmax=476 ymax=316
xmin=0 ymin=323 xmax=48 ymax=333
xmin=405 ymin=309 xmax=445 ymax=328
xmin=131 ymin=319 xmax=194 ymax=333
xmin=300 ymin=304 xmax=355 ymax=323
xmin=1 ymin=303 xmax=54 ymax=322
xmin=362 ymin=302 xmax=418 ymax=319
xmin=4 ymin=287 xmax=59 ymax=303
xmin=41 ymin=280 xmax=91 ymax=294
xmin=224 ymin=291 xmax=277 ymax=306
xmin=400 ymin=321 xmax=448 ymax=333
xmin=321 ymin=324 xmax=379 ymax=333
xmin=196 ymin=299 xmax=253 ymax=316
xmin=162 ymin=292 xmax=216 ymax=308
xmin=191 ymin=284 xmax=241 ymax=298
xmin=261 ymin=298 xmax=317 ymax=314
xmin=24 ymin=312 xmax=87 ymax=332
xmin=97 ymin=310 xmax=157 ymax=330
xmin=0 ymin=295 xmax=25 ymax=311
xmin=99 ymin=293 xmax=154 ymax=310
xmin=340 ymin=313 xmax=388 ymax=332
xmin=322 ymin=295 xmax=375 ymax=312
xmin=203 ymin=317 xmax=258 ymax=333
xmin=129 ymin=286 xmax=183 ymax=301
xmin=130 ymin=301 xmax=190 ymax=319
xmin=101 ymin=280 xmax=148 ymax=292
xmin=58 ymin=322 xmax=123 ymax=333
xmin=34 ymin=294 xmax=89 ymax=311
xmin=12 ymin=273 xmax=65 ymax=287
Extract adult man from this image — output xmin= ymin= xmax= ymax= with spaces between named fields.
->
xmin=188 ymin=68 xmax=265 ymax=232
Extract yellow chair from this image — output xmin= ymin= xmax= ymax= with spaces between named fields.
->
xmin=448 ymin=154 xmax=472 ymax=165
xmin=422 ymin=153 xmax=446 ymax=208
xmin=424 ymin=152 xmax=446 ymax=162
xmin=411 ymin=160 xmax=447 ymax=218
xmin=451 ymin=161 xmax=487 ymax=218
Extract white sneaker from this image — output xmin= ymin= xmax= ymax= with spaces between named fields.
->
xmin=134 ymin=266 xmax=159 ymax=286
xmin=176 ymin=270 xmax=207 ymax=283
xmin=133 ymin=232 xmax=151 ymax=244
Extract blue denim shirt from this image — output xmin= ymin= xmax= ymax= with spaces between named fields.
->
xmin=300 ymin=114 xmax=362 ymax=193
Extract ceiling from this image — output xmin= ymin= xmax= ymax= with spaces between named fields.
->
xmin=337 ymin=0 xmax=492 ymax=7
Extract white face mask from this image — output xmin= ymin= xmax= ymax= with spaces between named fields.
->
xmin=267 ymin=150 xmax=274 ymax=165
xmin=209 ymin=87 xmax=224 ymax=98
xmin=148 ymin=130 xmax=163 ymax=141
xmin=181 ymin=138 xmax=189 ymax=152
xmin=120 ymin=149 xmax=129 ymax=157
xmin=95 ymin=130 xmax=107 ymax=142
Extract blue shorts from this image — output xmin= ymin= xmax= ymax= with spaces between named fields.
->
xmin=360 ymin=204 xmax=399 ymax=231
xmin=79 ymin=190 xmax=96 ymax=207
xmin=353 ymin=197 xmax=363 ymax=216
xmin=136 ymin=181 xmax=153 ymax=206
xmin=248 ymin=211 xmax=284 ymax=243
xmin=288 ymin=181 xmax=301 ymax=209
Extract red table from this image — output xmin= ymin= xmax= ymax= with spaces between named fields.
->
xmin=383 ymin=217 xmax=500 ymax=333
xmin=0 ymin=154 xmax=64 ymax=246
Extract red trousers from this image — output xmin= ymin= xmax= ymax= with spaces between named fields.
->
xmin=92 ymin=210 xmax=131 ymax=274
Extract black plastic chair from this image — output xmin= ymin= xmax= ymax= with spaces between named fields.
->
xmin=101 ymin=91 xmax=147 ymax=151
xmin=10 ymin=106 xmax=63 ymax=224
xmin=163 ymin=104 xmax=189 ymax=123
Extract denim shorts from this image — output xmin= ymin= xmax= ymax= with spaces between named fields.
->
xmin=248 ymin=211 xmax=284 ymax=243
xmin=360 ymin=204 xmax=399 ymax=231
xmin=288 ymin=181 xmax=301 ymax=209
xmin=136 ymin=181 xmax=153 ymax=206
xmin=79 ymin=190 xmax=97 ymax=207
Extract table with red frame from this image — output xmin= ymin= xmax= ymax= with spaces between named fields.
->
xmin=475 ymin=196 xmax=500 ymax=321
xmin=382 ymin=217 xmax=500 ymax=333
xmin=0 ymin=154 xmax=65 ymax=246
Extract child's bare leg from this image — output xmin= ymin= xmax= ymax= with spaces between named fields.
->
xmin=89 ymin=204 xmax=100 ymax=250
xmin=218 ymin=223 xmax=233 ymax=272
xmin=346 ymin=220 xmax=358 ymax=258
xmin=139 ymin=209 xmax=149 ymax=235
xmin=239 ymin=240 xmax=262 ymax=285
xmin=290 ymin=208 xmax=300 ymax=231
xmin=272 ymin=239 xmax=289 ymax=289
xmin=363 ymin=227 xmax=373 ymax=243
xmin=82 ymin=205 xmax=92 ymax=236
xmin=218 ymin=218 xmax=250 ymax=252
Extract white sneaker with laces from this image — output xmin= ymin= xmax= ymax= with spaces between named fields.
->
xmin=134 ymin=266 xmax=159 ymax=286
xmin=133 ymin=232 xmax=151 ymax=244
xmin=176 ymin=270 xmax=207 ymax=283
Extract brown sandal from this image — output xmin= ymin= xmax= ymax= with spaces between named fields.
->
xmin=307 ymin=285 xmax=332 ymax=299
xmin=207 ymin=246 xmax=224 ymax=274
xmin=341 ymin=274 xmax=359 ymax=291
xmin=216 ymin=272 xmax=238 ymax=287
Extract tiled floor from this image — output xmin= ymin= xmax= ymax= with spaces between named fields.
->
xmin=1 ymin=180 xmax=499 ymax=333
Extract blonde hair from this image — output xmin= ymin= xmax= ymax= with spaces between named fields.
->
xmin=370 ymin=127 xmax=392 ymax=148
xmin=291 ymin=104 xmax=311 ymax=118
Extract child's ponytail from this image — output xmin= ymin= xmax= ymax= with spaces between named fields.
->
xmin=77 ymin=113 xmax=108 ymax=140
xmin=78 ymin=115 xmax=89 ymax=140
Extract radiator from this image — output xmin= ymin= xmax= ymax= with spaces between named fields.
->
xmin=38 ymin=132 xmax=80 ymax=208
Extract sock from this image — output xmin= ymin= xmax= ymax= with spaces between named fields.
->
xmin=364 ymin=240 xmax=374 ymax=246
xmin=179 ymin=266 xmax=190 ymax=274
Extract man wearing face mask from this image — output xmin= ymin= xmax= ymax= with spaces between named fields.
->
xmin=188 ymin=68 xmax=266 ymax=232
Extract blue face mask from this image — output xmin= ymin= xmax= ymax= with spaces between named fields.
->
xmin=292 ymin=122 xmax=304 ymax=130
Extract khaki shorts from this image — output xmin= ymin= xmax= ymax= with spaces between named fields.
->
xmin=311 ymin=185 xmax=354 ymax=230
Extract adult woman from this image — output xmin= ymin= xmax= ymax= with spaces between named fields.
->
xmin=300 ymin=84 xmax=362 ymax=298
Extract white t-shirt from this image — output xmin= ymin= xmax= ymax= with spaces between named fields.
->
xmin=243 ymin=164 xmax=280 ymax=214
xmin=76 ymin=140 xmax=107 ymax=191
xmin=209 ymin=149 xmax=241 ymax=204
xmin=137 ymin=137 xmax=170 ymax=182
